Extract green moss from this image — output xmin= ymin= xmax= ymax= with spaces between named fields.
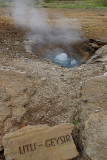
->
xmin=73 ymin=120 xmax=79 ymax=127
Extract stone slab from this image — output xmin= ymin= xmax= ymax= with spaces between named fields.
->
xmin=3 ymin=124 xmax=78 ymax=160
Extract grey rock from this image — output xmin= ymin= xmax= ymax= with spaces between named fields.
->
xmin=86 ymin=45 xmax=107 ymax=64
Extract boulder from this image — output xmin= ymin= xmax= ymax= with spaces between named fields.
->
xmin=78 ymin=76 xmax=107 ymax=160
xmin=3 ymin=124 xmax=78 ymax=160
xmin=86 ymin=45 xmax=107 ymax=64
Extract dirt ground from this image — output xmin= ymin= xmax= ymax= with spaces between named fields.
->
xmin=0 ymin=7 xmax=107 ymax=160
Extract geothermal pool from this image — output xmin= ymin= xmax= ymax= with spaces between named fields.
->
xmin=46 ymin=52 xmax=80 ymax=68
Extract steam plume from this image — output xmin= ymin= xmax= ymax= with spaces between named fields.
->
xmin=11 ymin=0 xmax=81 ymax=45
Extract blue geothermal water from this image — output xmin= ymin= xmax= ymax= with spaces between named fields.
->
xmin=46 ymin=52 xmax=80 ymax=68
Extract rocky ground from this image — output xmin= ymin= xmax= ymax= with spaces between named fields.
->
xmin=0 ymin=8 xmax=107 ymax=160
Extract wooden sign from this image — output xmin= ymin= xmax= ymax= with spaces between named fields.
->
xmin=3 ymin=124 xmax=78 ymax=160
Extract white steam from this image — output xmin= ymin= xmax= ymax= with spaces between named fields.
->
xmin=11 ymin=0 xmax=81 ymax=45
xmin=12 ymin=0 xmax=49 ymax=32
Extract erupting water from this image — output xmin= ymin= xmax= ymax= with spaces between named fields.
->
xmin=46 ymin=52 xmax=79 ymax=68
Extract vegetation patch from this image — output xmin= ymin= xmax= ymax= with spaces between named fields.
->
xmin=42 ymin=0 xmax=107 ymax=8
xmin=0 ymin=0 xmax=107 ymax=8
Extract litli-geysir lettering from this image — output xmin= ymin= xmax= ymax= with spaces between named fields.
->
xmin=19 ymin=143 xmax=36 ymax=155
xmin=19 ymin=133 xmax=72 ymax=155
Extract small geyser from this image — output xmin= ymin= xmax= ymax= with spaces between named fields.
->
xmin=25 ymin=38 xmax=98 ymax=68
xmin=13 ymin=0 xmax=85 ymax=68
xmin=25 ymin=39 xmax=83 ymax=69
